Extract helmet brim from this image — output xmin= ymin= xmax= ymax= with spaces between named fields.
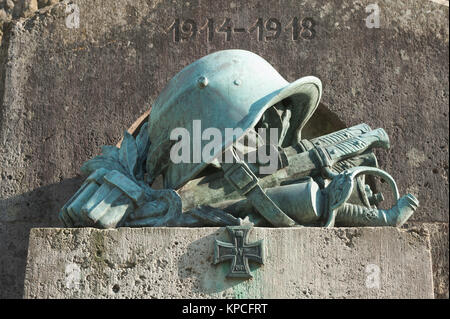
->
xmin=254 ymin=75 xmax=322 ymax=145
xmin=228 ymin=75 xmax=323 ymax=150
xmin=170 ymin=76 xmax=322 ymax=190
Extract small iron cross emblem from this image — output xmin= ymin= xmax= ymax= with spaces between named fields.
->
xmin=213 ymin=226 xmax=264 ymax=278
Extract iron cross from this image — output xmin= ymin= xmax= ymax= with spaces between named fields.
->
xmin=213 ymin=226 xmax=264 ymax=278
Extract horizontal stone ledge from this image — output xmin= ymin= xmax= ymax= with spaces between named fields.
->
xmin=24 ymin=227 xmax=434 ymax=299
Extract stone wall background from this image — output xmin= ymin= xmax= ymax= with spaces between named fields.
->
xmin=0 ymin=0 xmax=448 ymax=298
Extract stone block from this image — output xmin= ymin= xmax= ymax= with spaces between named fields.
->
xmin=24 ymin=227 xmax=434 ymax=298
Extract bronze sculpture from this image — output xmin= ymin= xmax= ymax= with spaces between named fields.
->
xmin=59 ymin=49 xmax=418 ymax=229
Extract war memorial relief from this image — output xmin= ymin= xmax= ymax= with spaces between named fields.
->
xmin=0 ymin=0 xmax=448 ymax=300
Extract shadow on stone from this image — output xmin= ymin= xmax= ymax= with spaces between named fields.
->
xmin=0 ymin=176 xmax=83 ymax=298
xmin=303 ymin=103 xmax=347 ymax=139
xmin=177 ymin=227 xmax=263 ymax=297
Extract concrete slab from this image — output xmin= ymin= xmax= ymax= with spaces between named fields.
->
xmin=24 ymin=227 xmax=434 ymax=298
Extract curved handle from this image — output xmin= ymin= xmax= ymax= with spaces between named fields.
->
xmin=324 ymin=166 xmax=399 ymax=227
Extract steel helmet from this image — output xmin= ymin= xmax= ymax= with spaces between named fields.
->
xmin=146 ymin=49 xmax=322 ymax=189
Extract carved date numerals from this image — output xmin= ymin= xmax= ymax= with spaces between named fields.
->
xmin=290 ymin=17 xmax=315 ymax=40
xmin=167 ymin=17 xmax=316 ymax=42
xmin=249 ymin=18 xmax=282 ymax=41
xmin=167 ymin=18 xmax=197 ymax=42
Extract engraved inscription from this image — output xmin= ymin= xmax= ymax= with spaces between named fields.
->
xmin=167 ymin=17 xmax=316 ymax=42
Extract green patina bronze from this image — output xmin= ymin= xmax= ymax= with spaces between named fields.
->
xmin=213 ymin=226 xmax=264 ymax=279
xmin=59 ymin=49 xmax=419 ymax=231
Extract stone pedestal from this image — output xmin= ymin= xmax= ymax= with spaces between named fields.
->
xmin=24 ymin=227 xmax=434 ymax=298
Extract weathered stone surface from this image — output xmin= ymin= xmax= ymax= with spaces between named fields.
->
xmin=0 ymin=0 xmax=448 ymax=298
xmin=24 ymin=227 xmax=434 ymax=299
xmin=419 ymin=222 xmax=449 ymax=298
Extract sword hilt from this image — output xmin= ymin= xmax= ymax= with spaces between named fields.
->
xmin=314 ymin=128 xmax=390 ymax=171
